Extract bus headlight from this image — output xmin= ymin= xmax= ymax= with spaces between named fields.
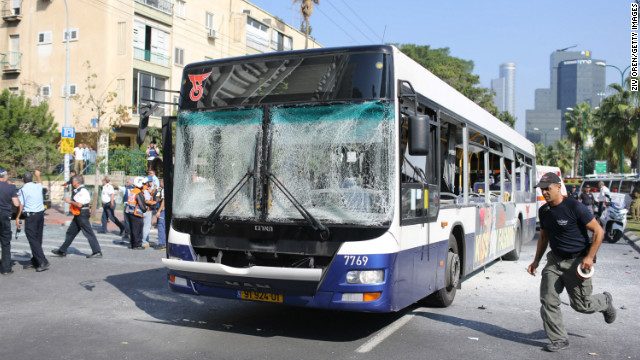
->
xmin=346 ymin=270 xmax=384 ymax=284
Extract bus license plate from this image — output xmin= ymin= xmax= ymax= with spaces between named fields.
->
xmin=240 ymin=290 xmax=283 ymax=303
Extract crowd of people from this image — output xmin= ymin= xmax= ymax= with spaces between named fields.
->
xmin=0 ymin=166 xmax=165 ymax=276
xmin=73 ymin=143 xmax=97 ymax=175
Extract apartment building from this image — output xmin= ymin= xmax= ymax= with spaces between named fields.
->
xmin=0 ymin=0 xmax=321 ymax=147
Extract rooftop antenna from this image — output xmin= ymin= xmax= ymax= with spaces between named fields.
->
xmin=556 ymin=44 xmax=578 ymax=52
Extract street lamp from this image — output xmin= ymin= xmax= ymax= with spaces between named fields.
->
xmin=566 ymin=107 xmax=586 ymax=178
xmin=533 ymin=127 xmax=559 ymax=165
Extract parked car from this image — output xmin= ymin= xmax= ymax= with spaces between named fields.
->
xmin=580 ymin=176 xmax=640 ymax=210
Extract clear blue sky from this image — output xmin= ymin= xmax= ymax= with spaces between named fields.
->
xmin=248 ymin=0 xmax=629 ymax=135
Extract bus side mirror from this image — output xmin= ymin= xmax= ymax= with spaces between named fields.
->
xmin=137 ymin=104 xmax=157 ymax=146
xmin=409 ymin=115 xmax=430 ymax=155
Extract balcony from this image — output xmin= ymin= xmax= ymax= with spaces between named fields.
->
xmin=1 ymin=51 xmax=21 ymax=73
xmin=1 ymin=0 xmax=22 ymax=21
xmin=134 ymin=0 xmax=172 ymax=15
xmin=134 ymin=47 xmax=170 ymax=68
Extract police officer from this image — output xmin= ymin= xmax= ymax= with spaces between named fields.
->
xmin=52 ymin=175 xmax=102 ymax=258
xmin=0 ymin=168 xmax=19 ymax=275
xmin=527 ymin=172 xmax=616 ymax=352
xmin=579 ymin=184 xmax=595 ymax=214
xmin=98 ymin=177 xmax=125 ymax=235
xmin=121 ymin=179 xmax=134 ymax=240
xmin=125 ymin=177 xmax=147 ymax=250
xmin=16 ymin=170 xmax=49 ymax=272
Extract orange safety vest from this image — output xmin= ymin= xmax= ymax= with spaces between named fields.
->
xmin=69 ymin=185 xmax=89 ymax=216
xmin=126 ymin=187 xmax=145 ymax=218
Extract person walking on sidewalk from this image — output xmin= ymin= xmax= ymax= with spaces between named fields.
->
xmin=52 ymin=175 xmax=102 ymax=258
xmin=0 ymin=168 xmax=19 ymax=275
xmin=15 ymin=170 xmax=49 ymax=272
xmin=98 ymin=177 xmax=125 ymax=235
xmin=527 ymin=172 xmax=616 ymax=352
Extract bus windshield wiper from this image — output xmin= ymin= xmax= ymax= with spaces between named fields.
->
xmin=201 ymin=171 xmax=253 ymax=233
xmin=266 ymin=171 xmax=330 ymax=241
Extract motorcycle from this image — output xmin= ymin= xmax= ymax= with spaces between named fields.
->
xmin=599 ymin=193 xmax=627 ymax=243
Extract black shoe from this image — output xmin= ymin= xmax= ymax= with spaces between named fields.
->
xmin=1 ymin=270 xmax=14 ymax=275
xmin=544 ymin=340 xmax=569 ymax=352
xmin=119 ymin=229 xmax=125 ymax=236
xmin=36 ymin=262 xmax=50 ymax=272
xmin=154 ymin=245 xmax=166 ymax=250
xmin=86 ymin=251 xmax=103 ymax=258
xmin=51 ymin=249 xmax=66 ymax=257
xmin=602 ymin=291 xmax=617 ymax=324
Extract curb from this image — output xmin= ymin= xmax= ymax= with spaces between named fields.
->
xmin=623 ymin=230 xmax=640 ymax=252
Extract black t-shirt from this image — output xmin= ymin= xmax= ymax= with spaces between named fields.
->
xmin=579 ymin=192 xmax=594 ymax=206
xmin=0 ymin=181 xmax=17 ymax=214
xmin=539 ymin=197 xmax=594 ymax=256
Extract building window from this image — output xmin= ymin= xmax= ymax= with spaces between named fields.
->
xmin=246 ymin=17 xmax=269 ymax=52
xmin=63 ymin=28 xmax=79 ymax=42
xmin=133 ymin=19 xmax=171 ymax=67
xmin=176 ymin=0 xmax=186 ymax=18
xmin=133 ymin=70 xmax=167 ymax=117
xmin=9 ymin=87 xmax=19 ymax=95
xmin=61 ymin=84 xmax=77 ymax=97
xmin=174 ymin=47 xmax=184 ymax=66
xmin=270 ymin=31 xmax=292 ymax=52
xmin=37 ymin=31 xmax=52 ymax=45
xmin=206 ymin=12 xmax=214 ymax=29
xmin=40 ymin=85 xmax=51 ymax=97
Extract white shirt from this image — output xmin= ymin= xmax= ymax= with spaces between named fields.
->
xmin=598 ymin=186 xmax=610 ymax=202
xmin=74 ymin=147 xmax=84 ymax=159
xmin=101 ymin=183 xmax=115 ymax=203
xmin=73 ymin=186 xmax=91 ymax=205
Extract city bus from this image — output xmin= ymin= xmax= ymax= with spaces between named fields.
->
xmin=149 ymin=45 xmax=537 ymax=312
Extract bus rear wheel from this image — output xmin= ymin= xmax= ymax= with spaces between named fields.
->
xmin=422 ymin=234 xmax=460 ymax=307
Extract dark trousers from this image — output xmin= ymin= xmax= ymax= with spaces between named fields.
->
xmin=59 ymin=211 xmax=101 ymax=254
xmin=0 ymin=214 xmax=11 ymax=273
xmin=127 ymin=213 xmax=144 ymax=248
xmin=25 ymin=211 xmax=47 ymax=267
xmin=101 ymin=202 xmax=124 ymax=232
xmin=123 ymin=209 xmax=131 ymax=236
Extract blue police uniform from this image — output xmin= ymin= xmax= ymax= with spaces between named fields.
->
xmin=18 ymin=181 xmax=48 ymax=269
xmin=0 ymin=176 xmax=17 ymax=274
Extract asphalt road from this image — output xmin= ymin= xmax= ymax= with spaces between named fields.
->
xmin=1 ymin=222 xmax=639 ymax=360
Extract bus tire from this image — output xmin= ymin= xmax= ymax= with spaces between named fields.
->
xmin=421 ymin=234 xmax=460 ymax=307
xmin=502 ymin=220 xmax=522 ymax=260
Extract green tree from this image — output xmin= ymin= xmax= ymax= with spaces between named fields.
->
xmin=563 ymin=102 xmax=593 ymax=176
xmin=535 ymin=142 xmax=548 ymax=165
xmin=0 ymin=89 xmax=61 ymax=176
xmin=293 ymin=0 xmax=319 ymax=49
xmin=552 ymin=139 xmax=574 ymax=176
xmin=75 ymin=61 xmax=133 ymax=214
xmin=594 ymin=79 xmax=640 ymax=173
xmin=397 ymin=44 xmax=512 ymax=127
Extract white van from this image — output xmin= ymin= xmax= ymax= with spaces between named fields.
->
xmin=535 ymin=165 xmax=568 ymax=221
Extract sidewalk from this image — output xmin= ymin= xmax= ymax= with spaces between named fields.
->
xmin=623 ymin=230 xmax=640 ymax=252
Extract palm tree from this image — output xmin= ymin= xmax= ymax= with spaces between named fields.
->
xmin=535 ymin=142 xmax=548 ymax=165
xmin=564 ymin=103 xmax=593 ymax=176
xmin=595 ymin=78 xmax=640 ymax=173
xmin=293 ymin=0 xmax=319 ymax=49
xmin=553 ymin=139 xmax=574 ymax=176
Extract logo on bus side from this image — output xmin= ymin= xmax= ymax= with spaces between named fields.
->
xmin=188 ymin=72 xmax=212 ymax=102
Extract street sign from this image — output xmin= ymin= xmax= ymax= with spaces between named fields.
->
xmin=60 ymin=138 xmax=74 ymax=154
xmin=62 ymin=127 xmax=75 ymax=138
xmin=595 ymin=160 xmax=607 ymax=174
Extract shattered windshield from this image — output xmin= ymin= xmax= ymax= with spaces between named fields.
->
xmin=173 ymin=102 xmax=394 ymax=226
xmin=268 ymin=102 xmax=395 ymax=225
xmin=173 ymin=109 xmax=262 ymax=219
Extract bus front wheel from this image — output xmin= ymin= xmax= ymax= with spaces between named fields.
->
xmin=422 ymin=234 xmax=460 ymax=307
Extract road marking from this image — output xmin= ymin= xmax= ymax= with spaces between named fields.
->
xmin=355 ymin=312 xmax=416 ymax=353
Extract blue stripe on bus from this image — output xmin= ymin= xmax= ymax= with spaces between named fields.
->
xmin=166 ymin=240 xmax=452 ymax=312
